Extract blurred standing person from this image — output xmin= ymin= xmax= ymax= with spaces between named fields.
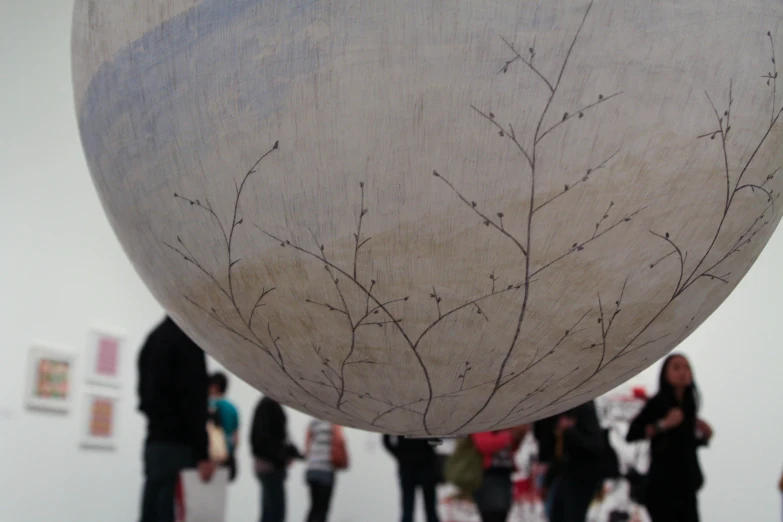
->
xmin=627 ymin=354 xmax=713 ymax=522
xmin=208 ymin=372 xmax=240 ymax=481
xmin=547 ymin=400 xmax=608 ymax=522
xmin=251 ymin=397 xmax=302 ymax=522
xmin=470 ymin=426 xmax=529 ymax=522
xmin=304 ymin=419 xmax=349 ymax=522
xmin=383 ymin=435 xmax=441 ymax=522
xmin=779 ymin=467 xmax=783 ymax=521
xmin=532 ymin=415 xmax=559 ymax=517
xmin=137 ymin=316 xmax=214 ymax=522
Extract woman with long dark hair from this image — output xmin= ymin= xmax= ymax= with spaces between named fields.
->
xmin=250 ymin=397 xmax=303 ymax=522
xmin=627 ymin=354 xmax=713 ymax=522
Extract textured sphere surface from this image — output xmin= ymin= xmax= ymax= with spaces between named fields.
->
xmin=73 ymin=0 xmax=783 ymax=435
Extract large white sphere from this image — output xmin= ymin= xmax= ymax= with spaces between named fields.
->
xmin=72 ymin=0 xmax=783 ymax=435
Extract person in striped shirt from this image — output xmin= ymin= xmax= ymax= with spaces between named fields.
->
xmin=304 ymin=419 xmax=348 ymax=522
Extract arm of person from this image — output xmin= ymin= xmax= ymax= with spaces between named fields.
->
xmin=695 ymin=418 xmax=713 ymax=447
xmin=332 ymin=425 xmax=348 ymax=466
xmin=174 ymin=337 xmax=212 ymax=479
xmin=333 ymin=425 xmax=346 ymax=446
xmin=532 ymin=417 xmax=558 ymax=464
xmin=250 ymin=402 xmax=263 ymax=457
xmin=626 ymin=398 xmax=662 ymax=442
xmin=226 ymin=403 xmax=240 ymax=450
xmin=563 ymin=403 xmax=604 ymax=453
xmin=305 ymin=425 xmax=313 ymax=457
xmin=471 ymin=431 xmax=514 ymax=455
xmin=268 ymin=407 xmax=290 ymax=466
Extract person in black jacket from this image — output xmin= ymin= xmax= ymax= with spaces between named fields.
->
xmin=138 ymin=316 xmax=214 ymax=522
xmin=383 ymin=435 xmax=440 ymax=522
xmin=627 ymin=354 xmax=712 ymax=522
xmin=251 ymin=397 xmax=302 ymax=522
xmin=547 ymin=400 xmax=606 ymax=522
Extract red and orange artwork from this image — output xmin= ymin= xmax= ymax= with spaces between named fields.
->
xmin=89 ymin=398 xmax=114 ymax=437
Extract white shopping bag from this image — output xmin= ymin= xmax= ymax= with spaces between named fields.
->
xmin=177 ymin=468 xmax=229 ymax=522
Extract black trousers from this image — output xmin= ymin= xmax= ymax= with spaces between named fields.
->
xmin=646 ymin=490 xmax=699 ymax=522
xmin=306 ymin=480 xmax=334 ymax=522
xmin=140 ymin=443 xmax=195 ymax=522
xmin=474 ymin=472 xmax=512 ymax=522
xmin=399 ymin=467 xmax=440 ymax=522
xmin=478 ymin=513 xmax=508 ymax=522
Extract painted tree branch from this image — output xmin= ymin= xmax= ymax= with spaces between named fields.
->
xmin=469 ymin=105 xmax=534 ymax=169
xmin=164 ymin=144 xmax=375 ymax=426
xmin=227 ymin=142 xmax=280 ymax=309
xmin=536 ymin=91 xmax=623 ymax=145
xmin=259 ymin=219 xmax=519 ymax=434
xmin=433 ymin=169 xmax=528 ymax=256
xmin=498 ymin=309 xmax=591 ymax=389
xmin=765 ymin=31 xmax=778 ymax=125
xmin=543 ymin=39 xmax=782 ymax=411
xmin=496 ymin=367 xmax=581 ymax=428
xmin=499 ymin=35 xmax=554 ymax=92
xmin=249 ymin=286 xmax=276 ymax=330
xmin=161 ymin=27 xmax=781 ymax=435
xmin=529 ymin=206 xmax=646 ymax=279
xmin=533 ymin=148 xmax=621 ymax=214
xmin=650 ymin=231 xmax=686 ymax=299
xmin=449 ymin=1 xmax=621 ymax=432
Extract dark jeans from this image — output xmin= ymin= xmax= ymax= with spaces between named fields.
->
xmin=399 ymin=467 xmax=440 ymax=522
xmin=257 ymin=469 xmax=287 ymax=522
xmin=306 ymin=470 xmax=335 ymax=522
xmin=549 ymin=473 xmax=603 ymax=522
xmin=140 ymin=442 xmax=195 ymax=522
xmin=544 ymin=477 xmax=559 ymax=520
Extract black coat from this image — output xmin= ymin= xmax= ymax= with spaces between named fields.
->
xmin=535 ymin=401 xmax=608 ymax=488
xmin=559 ymin=401 xmax=606 ymax=479
xmin=137 ymin=317 xmax=209 ymax=461
xmin=627 ymin=393 xmax=708 ymax=496
xmin=533 ymin=415 xmax=559 ymax=464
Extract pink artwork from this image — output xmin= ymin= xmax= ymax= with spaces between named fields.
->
xmin=95 ymin=336 xmax=119 ymax=377
xmin=86 ymin=328 xmax=124 ymax=388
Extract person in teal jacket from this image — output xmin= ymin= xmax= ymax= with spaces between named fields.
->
xmin=208 ymin=372 xmax=240 ymax=480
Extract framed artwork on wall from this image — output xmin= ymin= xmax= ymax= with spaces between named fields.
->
xmin=80 ymin=392 xmax=120 ymax=450
xmin=25 ymin=345 xmax=75 ymax=413
xmin=85 ymin=327 xmax=124 ymax=388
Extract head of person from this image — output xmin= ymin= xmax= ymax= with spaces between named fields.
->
xmin=209 ymin=372 xmax=228 ymax=399
xmin=658 ymin=354 xmax=699 ymax=414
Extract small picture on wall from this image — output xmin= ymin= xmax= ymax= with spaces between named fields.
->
xmin=81 ymin=393 xmax=120 ymax=450
xmin=25 ymin=346 xmax=75 ymax=413
xmin=85 ymin=327 xmax=124 ymax=388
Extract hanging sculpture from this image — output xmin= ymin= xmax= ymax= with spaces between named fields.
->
xmin=72 ymin=0 xmax=782 ymax=435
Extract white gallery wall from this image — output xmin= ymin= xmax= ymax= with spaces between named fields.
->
xmin=0 ymin=1 xmax=781 ymax=521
